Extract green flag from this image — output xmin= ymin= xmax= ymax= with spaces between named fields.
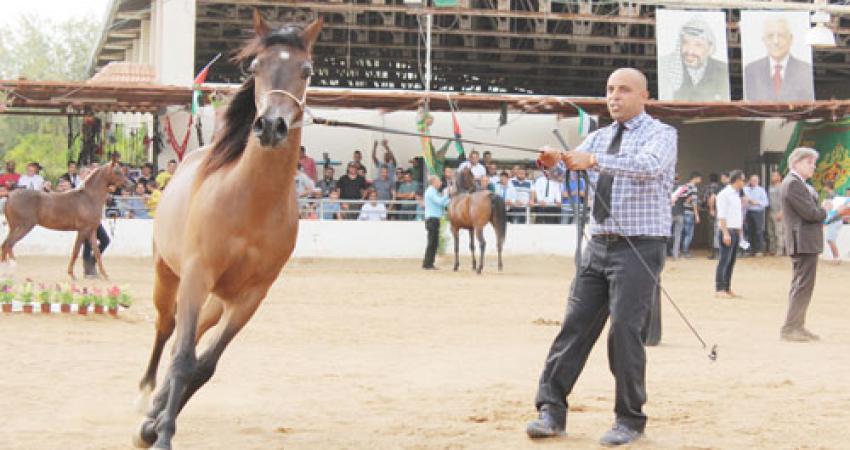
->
xmin=780 ymin=118 xmax=850 ymax=198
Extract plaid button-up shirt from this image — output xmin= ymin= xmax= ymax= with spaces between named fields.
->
xmin=576 ymin=112 xmax=677 ymax=237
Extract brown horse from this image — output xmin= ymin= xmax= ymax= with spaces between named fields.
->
xmin=133 ymin=11 xmax=322 ymax=450
xmin=447 ymin=168 xmax=507 ymax=274
xmin=1 ymin=163 xmax=124 ymax=279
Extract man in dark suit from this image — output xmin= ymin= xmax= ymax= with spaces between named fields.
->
xmin=780 ymin=148 xmax=847 ymax=342
xmin=744 ymin=17 xmax=814 ymax=101
xmin=659 ymin=17 xmax=730 ymax=101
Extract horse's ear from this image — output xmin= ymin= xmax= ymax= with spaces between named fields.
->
xmin=252 ymin=8 xmax=271 ymax=38
xmin=301 ymin=16 xmax=324 ymax=51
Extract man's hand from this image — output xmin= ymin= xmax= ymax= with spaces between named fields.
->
xmin=695 ymin=216 xmax=701 ymax=225
xmin=838 ymin=204 xmax=850 ymax=217
xmin=564 ymin=151 xmax=596 ymax=170
xmin=536 ymin=146 xmax=564 ymax=169
xmin=722 ymin=231 xmax=731 ymax=247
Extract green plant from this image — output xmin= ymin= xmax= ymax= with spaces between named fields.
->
xmin=19 ymin=282 xmax=34 ymax=304
xmin=0 ymin=283 xmax=14 ymax=304
xmin=92 ymin=288 xmax=105 ymax=307
xmin=37 ymin=283 xmax=51 ymax=305
xmin=78 ymin=288 xmax=91 ymax=307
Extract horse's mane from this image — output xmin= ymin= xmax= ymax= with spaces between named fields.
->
xmin=455 ymin=167 xmax=476 ymax=194
xmin=198 ymin=25 xmax=307 ymax=179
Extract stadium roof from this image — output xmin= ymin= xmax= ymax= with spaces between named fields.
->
xmin=89 ymin=0 xmax=850 ymax=98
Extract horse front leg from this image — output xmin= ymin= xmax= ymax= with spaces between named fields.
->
xmin=476 ymin=227 xmax=486 ymax=275
xmin=135 ymin=264 xmax=210 ymax=450
xmin=452 ymin=226 xmax=460 ymax=272
xmin=67 ymin=230 xmax=88 ymax=280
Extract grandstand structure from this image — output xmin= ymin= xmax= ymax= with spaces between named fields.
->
xmin=87 ymin=0 xmax=850 ymax=99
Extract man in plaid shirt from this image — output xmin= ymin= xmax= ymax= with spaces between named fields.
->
xmin=527 ymin=68 xmax=677 ymax=446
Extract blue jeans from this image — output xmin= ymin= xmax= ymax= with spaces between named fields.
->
xmin=715 ymin=230 xmax=739 ymax=291
xmin=681 ymin=211 xmax=696 ymax=255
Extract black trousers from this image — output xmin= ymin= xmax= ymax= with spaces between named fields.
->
xmin=422 ymin=217 xmax=440 ymax=268
xmin=535 ymin=236 xmax=665 ymax=433
xmin=83 ymin=224 xmax=110 ymax=263
xmin=715 ymin=229 xmax=739 ymax=291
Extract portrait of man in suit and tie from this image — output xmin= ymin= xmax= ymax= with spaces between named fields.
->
xmin=657 ymin=11 xmax=731 ymax=102
xmin=742 ymin=13 xmax=815 ymax=102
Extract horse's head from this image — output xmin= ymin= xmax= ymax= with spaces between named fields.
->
xmin=240 ymin=10 xmax=323 ymax=149
xmin=455 ymin=168 xmax=476 ymax=193
xmin=103 ymin=161 xmax=125 ymax=187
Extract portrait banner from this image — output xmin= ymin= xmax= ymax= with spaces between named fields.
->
xmin=656 ymin=10 xmax=730 ymax=102
xmin=741 ymin=11 xmax=814 ymax=102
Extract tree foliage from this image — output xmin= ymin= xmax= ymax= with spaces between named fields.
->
xmin=0 ymin=14 xmax=100 ymax=179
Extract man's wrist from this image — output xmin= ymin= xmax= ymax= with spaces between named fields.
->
xmin=590 ymin=153 xmax=598 ymax=168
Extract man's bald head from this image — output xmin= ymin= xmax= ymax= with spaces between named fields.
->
xmin=606 ymin=68 xmax=649 ymax=123
xmin=762 ymin=17 xmax=792 ymax=60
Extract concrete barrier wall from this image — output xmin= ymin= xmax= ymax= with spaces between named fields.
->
xmin=8 ymin=219 xmax=850 ymax=260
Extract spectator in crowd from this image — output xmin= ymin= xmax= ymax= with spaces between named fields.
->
xmin=510 ymin=164 xmax=520 ymax=180
xmin=533 ymin=169 xmax=562 ymax=224
xmin=394 ymin=167 xmax=404 ymax=189
xmin=561 ymin=171 xmax=586 ymax=225
xmin=482 ymin=150 xmax=493 ymax=167
xmin=56 ymin=179 xmax=72 ymax=192
xmin=372 ymin=167 xmax=395 ymax=203
xmin=122 ymin=183 xmax=151 ymax=219
xmin=322 ymin=188 xmax=342 ymax=220
xmin=480 ymin=174 xmax=495 ymax=192
xmin=295 ymin=163 xmax=316 ymax=198
xmin=358 ymin=189 xmax=388 ymax=221
xmin=42 ymin=180 xmax=53 ymax=192
xmin=337 ymin=162 xmax=368 ymax=220
xmin=704 ymin=172 xmax=722 ymax=259
xmin=679 ymin=172 xmax=702 ymax=258
xmin=743 ymin=174 xmax=769 ymax=256
xmin=351 ymin=150 xmax=367 ymax=175
xmin=495 ymin=171 xmax=516 ymax=206
xmin=156 ymin=159 xmax=177 ymax=190
xmin=487 ymin=163 xmax=500 ymax=186
xmin=60 ymin=161 xmax=81 ymax=188
xmin=440 ymin=166 xmax=454 ymax=192
xmin=316 ymin=166 xmax=337 ymax=198
xmin=396 ymin=170 xmax=419 ymax=221
xmin=510 ymin=166 xmax=533 ymax=224
xmin=457 ymin=150 xmax=486 ymax=183
xmin=0 ymin=161 xmax=20 ymax=189
xmin=136 ymin=163 xmax=155 ymax=193
xmin=299 ymin=146 xmax=318 ymax=181
xmin=146 ymin=180 xmax=162 ymax=218
xmin=422 ymin=174 xmax=451 ymax=270
xmin=822 ymin=181 xmax=843 ymax=264
xmin=17 ymin=162 xmax=45 ymax=191
xmin=357 ymin=166 xmax=370 ymax=186
xmin=371 ymin=139 xmax=397 ymax=183
xmin=767 ymin=170 xmax=786 ymax=256
xmin=716 ymin=170 xmax=746 ymax=298
xmin=105 ymin=184 xmax=122 ymax=217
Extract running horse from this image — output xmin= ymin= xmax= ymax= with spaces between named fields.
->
xmin=133 ymin=12 xmax=322 ymax=449
xmin=447 ymin=168 xmax=507 ymax=274
xmin=1 ymin=162 xmax=124 ymax=279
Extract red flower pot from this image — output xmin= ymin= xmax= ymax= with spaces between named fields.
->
xmin=1 ymin=303 xmax=11 ymax=313
xmin=40 ymin=303 xmax=51 ymax=314
xmin=78 ymin=305 xmax=88 ymax=315
xmin=93 ymin=305 xmax=104 ymax=315
xmin=60 ymin=304 xmax=71 ymax=313
xmin=107 ymin=306 xmax=118 ymax=317
xmin=22 ymin=304 xmax=33 ymax=314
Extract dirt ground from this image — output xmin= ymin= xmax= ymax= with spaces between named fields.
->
xmin=1 ymin=253 xmax=849 ymax=449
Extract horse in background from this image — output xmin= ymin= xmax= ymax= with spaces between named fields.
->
xmin=132 ymin=11 xmax=323 ymax=450
xmin=1 ymin=162 xmax=124 ymax=279
xmin=447 ymin=167 xmax=507 ymax=274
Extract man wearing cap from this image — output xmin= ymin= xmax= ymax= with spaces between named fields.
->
xmin=659 ymin=16 xmax=730 ymax=101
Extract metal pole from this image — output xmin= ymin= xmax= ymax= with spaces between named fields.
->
xmin=425 ymin=13 xmax=432 ymax=96
xmin=67 ymin=115 xmax=73 ymax=163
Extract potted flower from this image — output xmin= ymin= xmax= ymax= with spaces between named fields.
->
xmin=78 ymin=288 xmax=91 ymax=315
xmin=106 ymin=286 xmax=121 ymax=316
xmin=20 ymin=281 xmax=34 ymax=313
xmin=0 ymin=281 xmax=13 ymax=313
xmin=119 ymin=285 xmax=133 ymax=309
xmin=92 ymin=288 xmax=105 ymax=314
xmin=59 ymin=284 xmax=74 ymax=313
xmin=38 ymin=283 xmax=51 ymax=314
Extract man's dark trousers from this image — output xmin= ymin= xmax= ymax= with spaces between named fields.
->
xmin=422 ymin=217 xmax=440 ymax=268
xmin=715 ymin=230 xmax=739 ymax=291
xmin=745 ymin=210 xmax=765 ymax=253
xmin=83 ymin=224 xmax=110 ymax=275
xmin=535 ymin=236 xmax=666 ymax=433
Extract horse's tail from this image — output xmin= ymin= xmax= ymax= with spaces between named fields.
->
xmin=490 ymin=193 xmax=507 ymax=243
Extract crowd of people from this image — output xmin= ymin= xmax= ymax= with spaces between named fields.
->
xmin=0 ymin=158 xmax=178 ymax=219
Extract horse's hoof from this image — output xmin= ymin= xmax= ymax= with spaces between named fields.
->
xmin=132 ymin=418 xmax=157 ymax=448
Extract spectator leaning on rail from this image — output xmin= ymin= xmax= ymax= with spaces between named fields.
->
xmin=156 ymin=159 xmax=177 ymax=190
xmin=422 ymin=175 xmax=451 ymax=270
xmin=529 ymin=68 xmax=676 ymax=446
xmin=0 ymin=161 xmax=20 ymax=189
xmin=17 ymin=162 xmax=45 ymax=191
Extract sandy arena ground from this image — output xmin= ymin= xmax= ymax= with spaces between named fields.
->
xmin=1 ymin=253 xmax=849 ymax=449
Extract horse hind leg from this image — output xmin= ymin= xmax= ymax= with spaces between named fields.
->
xmin=452 ymin=226 xmax=460 ymax=272
xmin=135 ymin=259 xmax=179 ymax=416
xmin=67 ymin=231 xmax=88 ymax=279
xmin=195 ymin=296 xmax=225 ymax=346
xmin=468 ymin=229 xmax=476 ymax=271
xmin=476 ymin=227 xmax=486 ymax=275
xmin=2 ymin=223 xmax=35 ymax=262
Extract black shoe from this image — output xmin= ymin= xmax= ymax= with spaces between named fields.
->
xmin=599 ymin=423 xmax=642 ymax=446
xmin=525 ymin=409 xmax=565 ymax=439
